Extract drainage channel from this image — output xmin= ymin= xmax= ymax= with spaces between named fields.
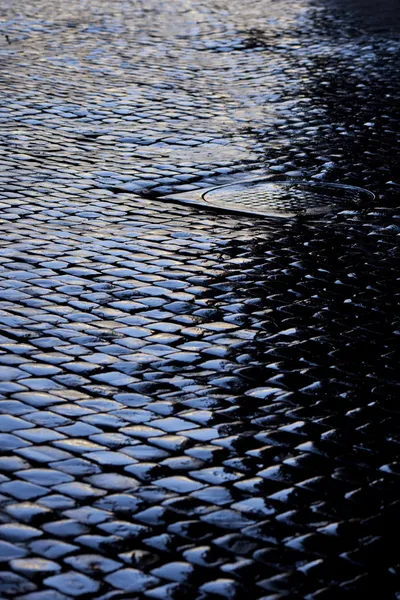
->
xmin=161 ymin=176 xmax=375 ymax=219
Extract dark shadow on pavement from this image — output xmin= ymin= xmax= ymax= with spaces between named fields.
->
xmin=325 ymin=0 xmax=400 ymax=32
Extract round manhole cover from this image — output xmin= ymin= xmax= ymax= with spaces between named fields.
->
xmin=200 ymin=179 xmax=374 ymax=217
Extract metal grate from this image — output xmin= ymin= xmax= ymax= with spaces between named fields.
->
xmin=164 ymin=178 xmax=375 ymax=218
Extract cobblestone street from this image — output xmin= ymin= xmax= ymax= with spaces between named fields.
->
xmin=0 ymin=0 xmax=399 ymax=598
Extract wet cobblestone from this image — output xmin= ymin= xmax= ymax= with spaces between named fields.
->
xmin=0 ymin=0 xmax=399 ymax=598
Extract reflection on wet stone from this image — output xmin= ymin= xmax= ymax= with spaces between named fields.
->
xmin=0 ymin=0 xmax=399 ymax=598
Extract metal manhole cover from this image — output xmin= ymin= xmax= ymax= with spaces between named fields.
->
xmin=163 ymin=178 xmax=375 ymax=218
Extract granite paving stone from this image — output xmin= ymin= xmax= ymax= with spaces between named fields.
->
xmin=44 ymin=571 xmax=100 ymax=597
xmin=0 ymin=0 xmax=399 ymax=598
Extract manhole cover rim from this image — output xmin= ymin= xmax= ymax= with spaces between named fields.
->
xmin=202 ymin=177 xmax=375 ymax=201
xmin=163 ymin=177 xmax=375 ymax=219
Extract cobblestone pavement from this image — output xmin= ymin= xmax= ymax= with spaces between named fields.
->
xmin=0 ymin=1 xmax=399 ymax=598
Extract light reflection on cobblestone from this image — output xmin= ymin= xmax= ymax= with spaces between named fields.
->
xmin=0 ymin=0 xmax=399 ymax=598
